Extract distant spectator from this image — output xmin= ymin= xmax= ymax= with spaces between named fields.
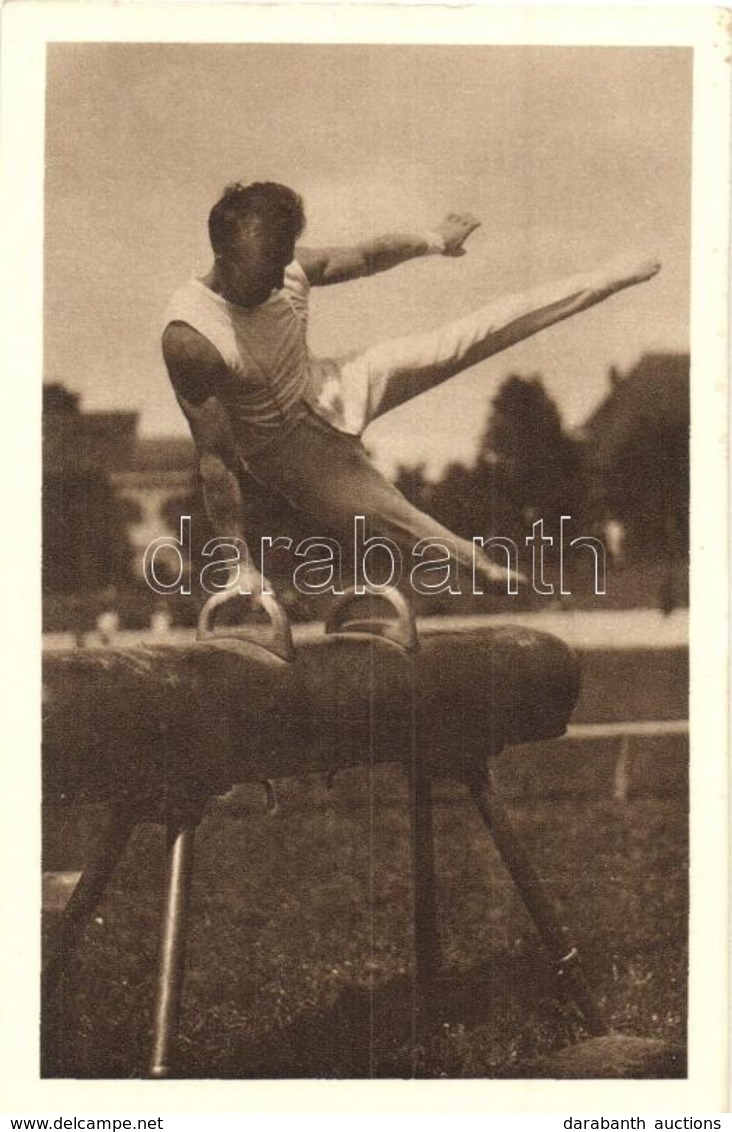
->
xmin=96 ymin=608 xmax=119 ymax=644
xmin=658 ymin=569 xmax=678 ymax=617
xmin=604 ymin=519 xmax=625 ymax=564
xmin=150 ymin=607 xmax=173 ymax=637
xmin=96 ymin=586 xmax=120 ymax=643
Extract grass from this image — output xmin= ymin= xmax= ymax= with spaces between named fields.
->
xmin=42 ymin=758 xmax=688 ymax=1079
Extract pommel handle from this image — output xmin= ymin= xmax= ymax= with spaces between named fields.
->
xmin=197 ymin=589 xmax=294 ymax=663
xmin=325 ymin=586 xmax=418 ymax=652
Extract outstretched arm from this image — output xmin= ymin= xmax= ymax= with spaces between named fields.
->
xmin=297 ymin=212 xmax=480 ymax=286
xmin=162 ymin=323 xmax=268 ymax=596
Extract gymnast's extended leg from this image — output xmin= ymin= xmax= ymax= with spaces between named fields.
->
xmin=334 ymin=254 xmax=660 ymax=431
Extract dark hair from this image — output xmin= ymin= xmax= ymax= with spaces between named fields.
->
xmin=208 ymin=181 xmax=306 ymax=256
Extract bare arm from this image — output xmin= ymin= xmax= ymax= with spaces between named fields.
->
xmin=296 ymin=211 xmax=481 ymax=286
xmin=162 ymin=323 xmax=266 ymax=592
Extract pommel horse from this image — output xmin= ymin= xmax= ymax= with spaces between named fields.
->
xmin=42 ymin=588 xmax=678 ymax=1077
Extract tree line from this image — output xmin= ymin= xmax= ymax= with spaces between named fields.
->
xmin=43 ymin=370 xmax=689 ymax=623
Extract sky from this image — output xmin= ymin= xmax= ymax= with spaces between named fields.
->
xmin=44 ymin=43 xmax=691 ymax=478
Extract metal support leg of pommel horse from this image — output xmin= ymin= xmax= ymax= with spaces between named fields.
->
xmin=325 ymin=586 xmax=443 ymax=1042
xmin=148 ymin=773 xmax=440 ymax=1078
xmin=149 ymin=817 xmax=198 ymax=1079
xmin=42 ymin=799 xmax=199 ymax=1078
xmin=150 ymin=774 xmax=440 ymax=1079
xmin=464 ymin=767 xmax=606 ymax=1036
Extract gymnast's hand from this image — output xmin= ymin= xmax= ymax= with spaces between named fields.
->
xmin=435 ymin=212 xmax=481 ymax=257
xmin=239 ymin=563 xmax=277 ymax=609
xmin=212 ymin=561 xmax=275 ymax=610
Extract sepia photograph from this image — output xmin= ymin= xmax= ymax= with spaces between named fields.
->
xmin=2 ymin=0 xmax=729 ymax=1114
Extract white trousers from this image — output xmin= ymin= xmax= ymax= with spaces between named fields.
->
xmin=306 ymin=263 xmax=639 ymax=435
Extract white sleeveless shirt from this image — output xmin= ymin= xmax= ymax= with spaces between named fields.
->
xmin=163 ymin=260 xmax=345 ymax=455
